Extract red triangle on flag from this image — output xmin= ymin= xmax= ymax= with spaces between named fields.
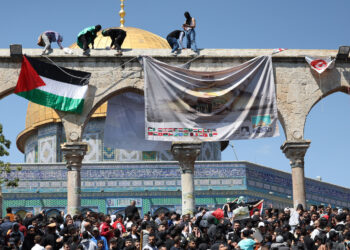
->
xmin=249 ymin=200 xmax=264 ymax=216
xmin=14 ymin=55 xmax=46 ymax=93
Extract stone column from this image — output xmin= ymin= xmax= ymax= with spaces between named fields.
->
xmin=0 ymin=186 xmax=2 ymax=217
xmin=61 ymin=142 xmax=87 ymax=215
xmin=281 ymin=140 xmax=311 ymax=209
xmin=171 ymin=143 xmax=201 ymax=216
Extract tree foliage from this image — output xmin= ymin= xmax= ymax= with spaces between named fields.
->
xmin=0 ymin=123 xmax=21 ymax=187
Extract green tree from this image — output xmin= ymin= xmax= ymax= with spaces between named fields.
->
xmin=0 ymin=123 xmax=20 ymax=186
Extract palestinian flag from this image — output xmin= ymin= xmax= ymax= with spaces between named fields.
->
xmin=248 ymin=200 xmax=264 ymax=216
xmin=14 ymin=55 xmax=91 ymax=113
xmin=224 ymin=199 xmax=264 ymax=220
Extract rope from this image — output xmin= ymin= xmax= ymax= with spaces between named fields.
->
xmin=41 ymin=55 xmax=138 ymax=80
xmin=182 ymin=54 xmax=204 ymax=65
xmin=41 ymin=55 xmax=90 ymax=80
xmin=41 ymin=54 xmax=204 ymax=80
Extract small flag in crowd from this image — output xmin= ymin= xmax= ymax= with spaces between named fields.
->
xmin=224 ymin=199 xmax=264 ymax=220
xmin=305 ymin=56 xmax=335 ymax=74
xmin=15 ymin=55 xmax=91 ymax=113
xmin=249 ymin=200 xmax=264 ymax=216
xmin=272 ymin=48 xmax=288 ymax=54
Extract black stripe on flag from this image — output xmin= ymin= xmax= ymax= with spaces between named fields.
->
xmin=25 ymin=56 xmax=91 ymax=86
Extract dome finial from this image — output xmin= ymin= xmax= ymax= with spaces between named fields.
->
xmin=119 ymin=0 xmax=125 ymax=27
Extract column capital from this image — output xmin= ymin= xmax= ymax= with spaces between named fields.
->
xmin=171 ymin=143 xmax=201 ymax=173
xmin=281 ymin=140 xmax=311 ymax=168
xmin=61 ymin=142 xmax=88 ymax=170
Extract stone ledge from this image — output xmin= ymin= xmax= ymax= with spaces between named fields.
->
xmin=0 ymin=48 xmax=339 ymax=60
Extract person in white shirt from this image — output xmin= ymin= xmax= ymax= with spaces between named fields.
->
xmin=31 ymin=235 xmax=45 ymax=250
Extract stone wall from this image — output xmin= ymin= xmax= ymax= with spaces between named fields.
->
xmin=1 ymin=48 xmax=348 ymax=142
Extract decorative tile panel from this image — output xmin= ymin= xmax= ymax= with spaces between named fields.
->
xmin=142 ymin=151 xmax=157 ymax=161
xmin=38 ymin=136 xmax=56 ymax=163
xmin=103 ymin=147 xmax=115 ymax=161
xmin=83 ymin=133 xmax=100 ymax=162
xmin=116 ymin=149 xmax=142 ymax=161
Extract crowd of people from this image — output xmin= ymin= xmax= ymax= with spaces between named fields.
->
xmin=0 ymin=200 xmax=350 ymax=250
xmin=38 ymin=11 xmax=198 ymax=57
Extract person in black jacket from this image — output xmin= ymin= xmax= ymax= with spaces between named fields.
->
xmin=42 ymin=223 xmax=62 ymax=250
xmin=125 ymin=201 xmax=139 ymax=221
xmin=102 ymin=28 xmax=127 ymax=56
xmin=166 ymin=29 xmax=184 ymax=55
xmin=22 ymin=226 xmax=36 ymax=250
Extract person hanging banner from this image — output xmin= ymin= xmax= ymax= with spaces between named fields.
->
xmin=104 ymin=92 xmax=172 ymax=151
xmin=305 ymin=56 xmax=335 ymax=74
xmin=143 ymin=56 xmax=279 ymax=142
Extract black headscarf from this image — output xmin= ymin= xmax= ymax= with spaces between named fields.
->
xmin=184 ymin=11 xmax=192 ymax=25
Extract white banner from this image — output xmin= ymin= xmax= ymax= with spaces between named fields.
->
xmin=143 ymin=56 xmax=279 ymax=142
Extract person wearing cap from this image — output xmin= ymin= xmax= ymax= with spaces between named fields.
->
xmin=270 ymin=235 xmax=288 ymax=250
xmin=77 ymin=25 xmax=102 ymax=56
xmin=22 ymin=225 xmax=36 ymax=250
xmin=257 ymin=221 xmax=266 ymax=237
xmin=91 ymin=227 xmax=108 ymax=250
xmin=101 ymin=28 xmax=126 ymax=56
xmin=38 ymin=31 xmax=63 ymax=55
xmin=283 ymin=207 xmax=290 ymax=216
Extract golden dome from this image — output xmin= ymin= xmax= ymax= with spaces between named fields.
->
xmin=17 ymin=27 xmax=170 ymax=153
xmin=70 ymin=27 xmax=170 ymax=49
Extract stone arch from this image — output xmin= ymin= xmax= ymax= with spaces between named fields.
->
xmin=0 ymin=60 xmax=21 ymax=100
xmin=275 ymin=60 xmax=350 ymax=141
xmin=153 ymin=207 xmax=170 ymax=216
xmin=57 ymin=60 xmax=144 ymax=143
xmin=302 ymin=90 xmax=350 ymax=187
xmin=305 ymin=85 xmax=350 ymax=125
xmin=83 ymin=86 xmax=144 ymax=130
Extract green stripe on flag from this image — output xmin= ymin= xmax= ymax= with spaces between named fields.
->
xmin=17 ymin=88 xmax=85 ymax=113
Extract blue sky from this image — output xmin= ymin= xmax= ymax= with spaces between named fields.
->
xmin=0 ymin=0 xmax=350 ymax=187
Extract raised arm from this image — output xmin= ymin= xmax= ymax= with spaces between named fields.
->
xmin=191 ymin=18 xmax=196 ymax=28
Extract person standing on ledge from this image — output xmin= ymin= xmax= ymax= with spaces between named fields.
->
xmin=37 ymin=31 xmax=63 ymax=55
xmin=77 ymin=25 xmax=102 ymax=56
xmin=183 ymin=11 xmax=198 ymax=54
xmin=101 ymin=28 xmax=127 ymax=56
xmin=166 ymin=29 xmax=184 ymax=55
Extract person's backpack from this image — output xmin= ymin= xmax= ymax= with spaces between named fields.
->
xmin=37 ymin=33 xmax=45 ymax=47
